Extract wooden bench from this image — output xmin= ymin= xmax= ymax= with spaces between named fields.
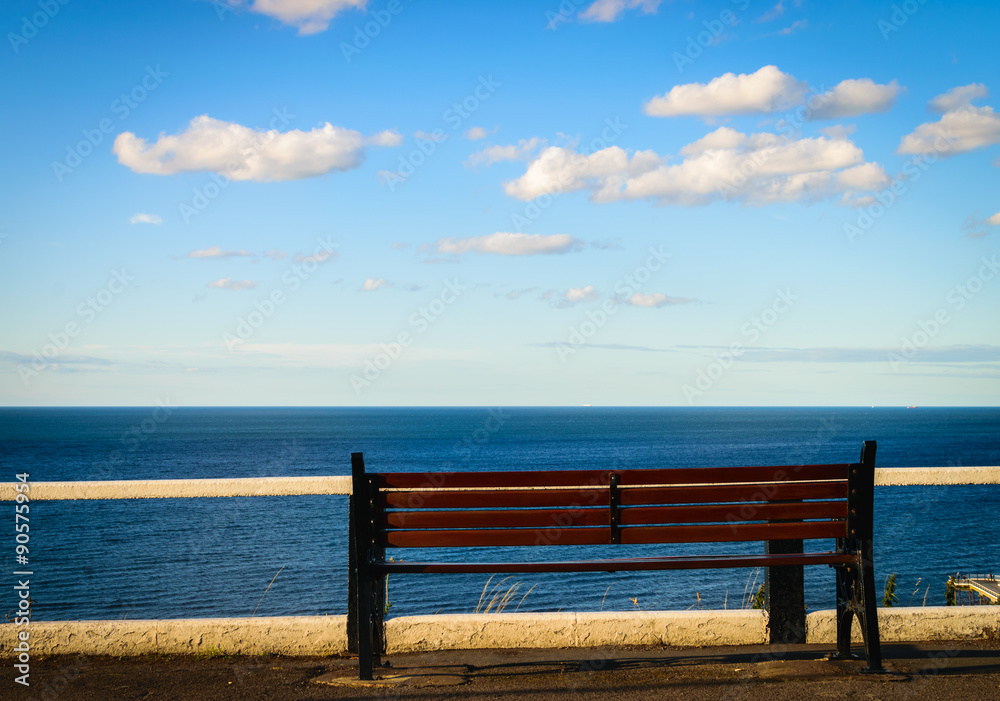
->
xmin=349 ymin=441 xmax=882 ymax=679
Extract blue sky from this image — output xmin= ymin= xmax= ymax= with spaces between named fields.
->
xmin=2 ymin=0 xmax=999 ymax=406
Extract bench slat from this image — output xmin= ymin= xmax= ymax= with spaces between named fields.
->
xmin=620 ymin=480 xmax=846 ymax=506
xmin=382 ymin=488 xmax=609 ymax=510
xmin=381 ymin=500 xmax=847 ymax=531
xmin=382 ymin=527 xmax=611 ymax=548
xmin=372 ymin=551 xmax=857 ymax=574
xmin=379 ymin=470 xmax=608 ymax=489
xmin=377 ymin=463 xmax=851 ymax=489
xmin=617 ymin=463 xmax=849 ymax=485
xmin=621 ymin=520 xmax=845 ymax=545
xmin=381 ymin=519 xmax=844 ymax=548
xmin=620 ymin=500 xmax=847 ymax=526
xmin=384 ymin=507 xmax=610 ymax=530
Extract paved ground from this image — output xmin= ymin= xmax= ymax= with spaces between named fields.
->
xmin=7 ymin=640 xmax=1000 ymax=700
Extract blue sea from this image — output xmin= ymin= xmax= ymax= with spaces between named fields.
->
xmin=1 ymin=407 xmax=998 ymax=621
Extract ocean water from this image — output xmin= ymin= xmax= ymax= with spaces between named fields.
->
xmin=1 ymin=407 xmax=998 ymax=621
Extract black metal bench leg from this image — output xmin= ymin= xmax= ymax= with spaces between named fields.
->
xmin=351 ymin=452 xmax=376 ymax=680
xmin=373 ymin=569 xmax=387 ymax=666
xmin=347 ymin=495 xmax=358 ymax=655
xmin=859 ymin=541 xmax=883 ymax=672
xmin=356 ymin=568 xmax=374 ymax=680
xmin=833 ymin=561 xmax=854 ymax=659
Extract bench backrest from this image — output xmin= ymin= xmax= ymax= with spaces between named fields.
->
xmin=352 ymin=443 xmax=876 ymax=551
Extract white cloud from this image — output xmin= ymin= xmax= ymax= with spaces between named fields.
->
xmin=503 ymin=145 xmax=659 ymax=201
xmin=362 ymin=277 xmax=386 ymax=291
xmin=818 ymin=124 xmax=857 ymax=139
xmin=464 ymin=126 xmax=492 ymax=141
xmin=249 ymin=0 xmax=366 ymax=35
xmin=505 ymin=128 xmax=888 ymax=207
xmin=836 ymin=163 xmax=891 ymax=191
xmin=465 ymin=138 xmax=546 ymax=167
xmin=987 ymin=211 xmax=1000 ymax=226
xmin=645 ymin=67 xmax=900 ymax=120
xmin=626 ymin=293 xmax=697 ymax=307
xmin=261 ymin=249 xmax=287 ymax=261
xmin=644 ymin=66 xmax=805 ymax=118
xmin=414 ymin=130 xmax=447 ymax=142
xmin=898 ymin=86 xmax=1000 ymax=156
xmin=580 ymin=0 xmax=662 ymax=23
xmin=114 ymin=115 xmax=401 ymax=181
xmin=129 ymin=213 xmax=162 ymax=225
xmin=564 ymin=285 xmax=599 ymax=303
xmin=207 ymin=278 xmax=257 ymax=291
xmin=679 ymin=127 xmax=746 ymax=156
xmin=808 ymin=79 xmax=902 ymax=120
xmin=186 ymin=246 xmax=253 ymax=259
xmin=929 ymin=83 xmax=988 ymax=113
xmin=433 ymin=232 xmax=583 ymax=256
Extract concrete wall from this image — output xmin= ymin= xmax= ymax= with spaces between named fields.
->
xmin=874 ymin=466 xmax=1000 ymax=486
xmin=3 ymin=466 xmax=999 ymax=501
xmin=0 ymin=476 xmax=353 ymax=501
xmin=3 ymin=608 xmax=997 ymax=657
xmin=807 ymin=606 xmax=1000 ymax=644
xmin=385 ymin=611 xmax=768 ymax=653
xmin=0 ymin=617 xmax=349 ymax=657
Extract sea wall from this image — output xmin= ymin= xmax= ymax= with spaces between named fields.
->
xmin=2 ymin=466 xmax=999 ymax=501
xmin=2 ymin=607 xmax=996 ymax=657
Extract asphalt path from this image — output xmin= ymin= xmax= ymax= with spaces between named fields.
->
xmin=7 ymin=640 xmax=1000 ymax=700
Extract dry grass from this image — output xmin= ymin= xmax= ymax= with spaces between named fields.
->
xmin=475 ymin=576 xmax=538 ymax=614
